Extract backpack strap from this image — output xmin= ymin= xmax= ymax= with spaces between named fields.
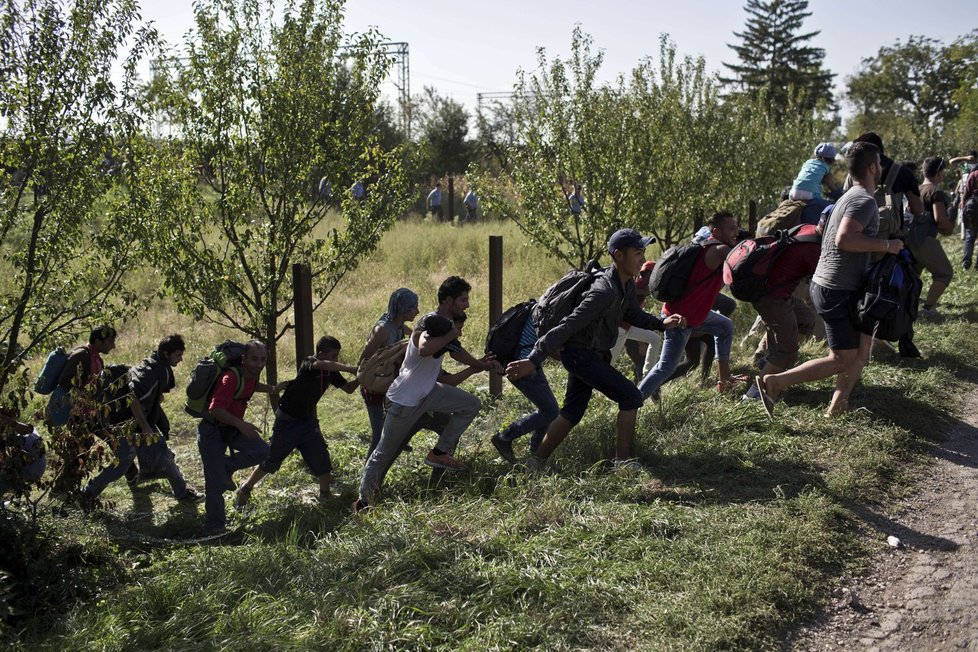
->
xmin=881 ymin=162 xmax=903 ymax=210
xmin=228 ymin=367 xmax=246 ymax=400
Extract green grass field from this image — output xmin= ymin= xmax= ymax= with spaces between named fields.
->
xmin=8 ymin=218 xmax=978 ymax=650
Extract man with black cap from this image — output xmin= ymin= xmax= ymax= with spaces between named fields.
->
xmin=505 ymin=228 xmax=686 ymax=471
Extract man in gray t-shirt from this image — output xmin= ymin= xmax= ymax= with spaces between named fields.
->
xmin=813 ymin=186 xmax=879 ymax=291
xmin=756 ymin=141 xmax=904 ymax=420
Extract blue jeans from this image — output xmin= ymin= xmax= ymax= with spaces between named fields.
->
xmin=84 ymin=430 xmax=187 ymax=499
xmin=638 ymin=310 xmax=734 ymax=399
xmin=559 ymin=347 xmax=643 ymax=425
xmin=964 ymin=227 xmax=977 ymax=269
xmin=364 ymin=400 xmax=386 ymax=457
xmin=197 ymin=421 xmax=270 ymax=529
xmin=359 ymin=384 xmax=480 ymax=503
xmin=499 ymin=367 xmax=559 ymax=451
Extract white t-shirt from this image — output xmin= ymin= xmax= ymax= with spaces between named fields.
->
xmin=386 ymin=332 xmax=442 ymax=407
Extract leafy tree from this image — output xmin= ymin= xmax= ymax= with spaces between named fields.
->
xmin=475 ymin=97 xmax=519 ymax=173
xmin=845 ymin=31 xmax=978 ymax=158
xmin=413 ymin=87 xmax=474 ymax=178
xmin=144 ymin=0 xmax=408 ymax=387
xmin=0 ymin=0 xmax=155 ymax=394
xmin=472 ymin=27 xmax=632 ymax=269
xmin=624 ymin=39 xmax=729 ymax=248
xmin=721 ymin=0 xmax=835 ymax=119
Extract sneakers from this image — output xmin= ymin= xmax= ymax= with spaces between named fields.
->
xmin=741 ymin=382 xmax=761 ymax=402
xmin=612 ymin=458 xmax=645 ymax=474
xmin=233 ymin=486 xmax=251 ymax=509
xmin=523 ymin=455 xmax=545 ymax=473
xmin=424 ymin=450 xmax=466 ymax=471
xmin=920 ymin=306 xmax=941 ymax=319
xmin=178 ymin=487 xmax=205 ymax=504
xmin=491 ymin=432 xmax=517 ymax=465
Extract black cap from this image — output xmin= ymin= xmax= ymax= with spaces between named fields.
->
xmin=607 ymin=228 xmax=655 ymax=254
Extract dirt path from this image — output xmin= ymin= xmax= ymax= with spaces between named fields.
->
xmin=791 ymin=391 xmax=978 ymax=651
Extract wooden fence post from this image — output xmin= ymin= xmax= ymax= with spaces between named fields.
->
xmin=292 ymin=263 xmax=313 ymax=371
xmin=447 ymin=176 xmax=455 ymax=224
xmin=489 ymin=235 xmax=503 ymax=397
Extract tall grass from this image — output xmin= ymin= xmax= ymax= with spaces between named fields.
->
xmin=11 ymin=223 xmax=978 ymax=650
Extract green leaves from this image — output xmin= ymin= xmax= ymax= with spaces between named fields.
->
xmin=476 ymin=30 xmax=822 ymax=262
xmin=141 ymin=0 xmax=407 ymax=383
xmin=0 ymin=0 xmax=157 ymax=391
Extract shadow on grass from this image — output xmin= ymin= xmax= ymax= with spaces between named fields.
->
xmin=920 ymin=349 xmax=978 ymax=384
xmin=647 ymin=448 xmax=827 ymax=505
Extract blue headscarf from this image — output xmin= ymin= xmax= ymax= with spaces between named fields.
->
xmin=381 ymin=288 xmax=418 ymax=324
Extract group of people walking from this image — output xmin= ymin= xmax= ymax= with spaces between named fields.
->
xmin=4 ymin=132 xmax=969 ymax=537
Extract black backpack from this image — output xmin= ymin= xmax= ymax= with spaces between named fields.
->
xmin=647 ymin=243 xmax=716 ymax=302
xmin=850 ymin=250 xmax=922 ymax=342
xmin=532 ymin=262 xmax=605 ymax=337
xmin=485 ymin=300 xmax=536 ymax=365
xmin=99 ymin=364 xmax=133 ymax=426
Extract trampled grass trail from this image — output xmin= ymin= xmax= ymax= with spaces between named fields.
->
xmin=12 ymin=221 xmax=978 ymax=650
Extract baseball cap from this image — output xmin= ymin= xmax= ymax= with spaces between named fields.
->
xmin=608 ymin=228 xmax=655 ymax=254
xmin=814 ymin=143 xmax=836 ymax=161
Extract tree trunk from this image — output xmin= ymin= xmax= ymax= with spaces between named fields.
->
xmin=264 ymin=312 xmax=279 ymax=410
xmin=1 ymin=205 xmax=45 ymax=394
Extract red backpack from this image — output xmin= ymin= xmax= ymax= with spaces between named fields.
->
xmin=723 ymin=224 xmax=820 ymax=302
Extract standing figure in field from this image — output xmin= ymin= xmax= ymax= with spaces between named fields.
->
xmin=427 ymin=182 xmax=444 ymax=221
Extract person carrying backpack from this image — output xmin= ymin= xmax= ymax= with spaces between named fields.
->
xmin=47 ymin=325 xmax=134 ymax=490
xmin=756 ymin=141 xmax=904 ymax=419
xmin=354 ymin=277 xmax=499 ymax=512
xmin=489 ymin=304 xmax=559 ymax=465
xmin=637 ymin=213 xmax=740 ymax=401
xmin=505 ymin=229 xmax=686 ymax=472
xmin=79 ymin=335 xmax=204 ymax=510
xmin=235 ymin=336 xmax=359 ymax=507
xmin=737 ymin=225 xmax=822 ymax=402
xmin=359 ymin=288 xmax=420 ymax=456
xmin=849 ymin=132 xmax=924 ymax=244
xmin=196 ymin=340 xmax=287 ymax=536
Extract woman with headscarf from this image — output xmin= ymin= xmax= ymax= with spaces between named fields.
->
xmin=359 ymin=288 xmax=419 ymax=454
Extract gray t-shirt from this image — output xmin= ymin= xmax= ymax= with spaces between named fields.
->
xmin=812 ymin=186 xmax=879 ymax=291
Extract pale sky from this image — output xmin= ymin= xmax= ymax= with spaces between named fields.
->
xmin=141 ymin=0 xmax=975 ymax=117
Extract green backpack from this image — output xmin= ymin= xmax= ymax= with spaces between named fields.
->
xmin=756 ymin=199 xmax=807 ymax=236
xmin=184 ymin=340 xmax=247 ymax=420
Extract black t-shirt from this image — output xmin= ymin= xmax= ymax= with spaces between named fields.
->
xmin=882 ymin=156 xmax=921 ymax=197
xmin=278 ymin=356 xmax=347 ymax=420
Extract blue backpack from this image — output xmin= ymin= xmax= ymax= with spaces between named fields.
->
xmin=35 ymin=347 xmax=75 ymax=395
